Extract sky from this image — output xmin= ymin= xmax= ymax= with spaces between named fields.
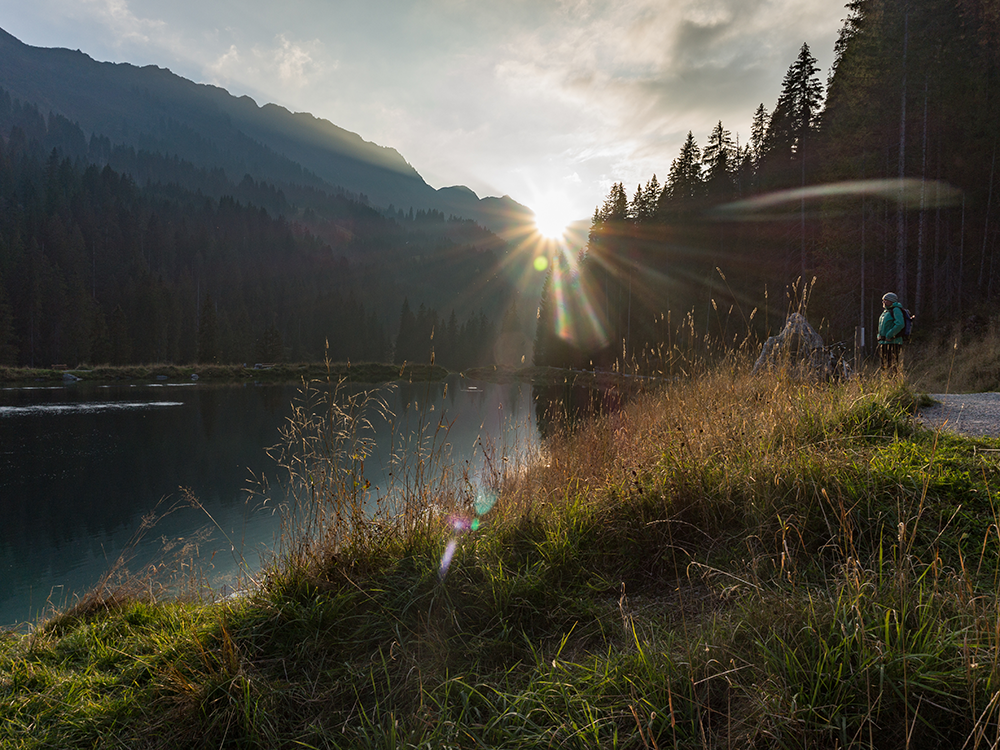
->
xmin=0 ymin=0 xmax=849 ymax=229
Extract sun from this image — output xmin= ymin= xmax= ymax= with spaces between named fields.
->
xmin=534 ymin=211 xmax=570 ymax=239
xmin=531 ymin=192 xmax=576 ymax=240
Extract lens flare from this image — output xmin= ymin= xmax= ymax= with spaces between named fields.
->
xmin=475 ymin=490 xmax=497 ymax=516
xmin=487 ymin=211 xmax=608 ymax=355
xmin=548 ymin=251 xmax=610 ymax=351
xmin=710 ymin=178 xmax=962 ymax=220
xmin=439 ymin=539 xmax=458 ymax=579
xmin=532 ymin=191 xmax=576 ymax=239
xmin=438 ymin=489 xmax=500 ymax=580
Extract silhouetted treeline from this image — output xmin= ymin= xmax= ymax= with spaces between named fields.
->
xmin=393 ymin=299 xmax=496 ymax=369
xmin=0 ymin=92 xmax=518 ymax=368
xmin=0 ymin=132 xmax=386 ymax=366
xmin=0 ymin=139 xmax=497 ymax=369
xmin=0 ymin=89 xmax=518 ymax=370
xmin=537 ymin=0 xmax=1000 ymax=371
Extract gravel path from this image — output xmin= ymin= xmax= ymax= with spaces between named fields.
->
xmin=917 ymin=393 xmax=1000 ymax=438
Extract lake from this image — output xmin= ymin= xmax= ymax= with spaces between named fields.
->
xmin=0 ymin=375 xmax=538 ymax=629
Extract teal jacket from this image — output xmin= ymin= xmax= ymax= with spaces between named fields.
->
xmin=878 ymin=302 xmax=905 ymax=345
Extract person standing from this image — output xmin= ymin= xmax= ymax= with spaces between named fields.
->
xmin=877 ymin=292 xmax=906 ymax=371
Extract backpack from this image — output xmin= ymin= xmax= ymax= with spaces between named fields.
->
xmin=900 ymin=307 xmax=914 ymax=340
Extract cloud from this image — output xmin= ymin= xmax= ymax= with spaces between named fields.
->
xmin=82 ymin=0 xmax=165 ymax=44
xmin=26 ymin=0 xmax=845 ymax=219
xmin=206 ymin=34 xmax=330 ymax=97
xmin=274 ymin=35 xmax=323 ymax=88
xmin=485 ymin=0 xmax=844 ymax=196
xmin=70 ymin=1 xmax=330 ymax=109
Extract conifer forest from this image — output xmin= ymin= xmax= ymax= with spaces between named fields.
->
xmin=0 ymin=100 xmax=509 ymax=370
xmin=2 ymin=0 xmax=999 ymax=373
xmin=535 ymin=0 xmax=1000 ymax=371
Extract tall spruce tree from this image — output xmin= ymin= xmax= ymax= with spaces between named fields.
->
xmin=748 ymin=103 xmax=770 ymax=191
xmin=629 ymin=176 xmax=661 ymax=223
xmin=763 ymin=43 xmax=824 ymax=182
xmin=703 ymin=121 xmax=735 ymax=202
xmin=197 ymin=292 xmax=218 ymax=363
xmin=0 ymin=271 xmax=16 ymax=365
xmin=394 ymin=298 xmax=416 ymax=364
xmin=659 ymin=132 xmax=703 ymax=216
xmin=762 ymin=43 xmax=824 ymax=277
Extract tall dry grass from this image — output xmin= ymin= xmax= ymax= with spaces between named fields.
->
xmin=908 ymin=313 xmax=1000 ymax=393
xmin=8 ymin=299 xmax=1000 ymax=747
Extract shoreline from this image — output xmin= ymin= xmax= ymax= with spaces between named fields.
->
xmin=0 ymin=361 xmax=450 ymax=385
xmin=1 ymin=362 xmax=672 ymax=389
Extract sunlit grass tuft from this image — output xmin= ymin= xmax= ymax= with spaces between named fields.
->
xmin=5 ymin=352 xmax=1000 ymax=747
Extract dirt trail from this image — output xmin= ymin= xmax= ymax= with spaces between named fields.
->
xmin=917 ymin=393 xmax=1000 ymax=438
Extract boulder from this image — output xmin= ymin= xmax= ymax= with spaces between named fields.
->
xmin=752 ymin=313 xmax=829 ymax=377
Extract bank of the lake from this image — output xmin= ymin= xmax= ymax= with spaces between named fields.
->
xmin=0 ymin=362 xmax=449 ymax=385
xmin=3 ymin=370 xmax=1000 ymax=748
xmin=1 ymin=361 xmax=677 ymax=388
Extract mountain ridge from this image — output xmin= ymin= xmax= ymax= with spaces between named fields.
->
xmin=0 ymin=26 xmax=534 ymax=235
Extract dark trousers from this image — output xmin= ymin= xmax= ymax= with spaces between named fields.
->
xmin=879 ymin=343 xmax=902 ymax=371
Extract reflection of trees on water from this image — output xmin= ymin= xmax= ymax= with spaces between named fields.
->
xmin=396 ymin=380 xmax=446 ymax=417
xmin=199 ymin=386 xmax=218 ymax=439
xmin=0 ymin=386 xmax=295 ymax=552
xmin=253 ymin=382 xmax=289 ymax=414
xmin=504 ymin=382 xmax=524 ymax=420
xmin=532 ymin=379 xmax=626 ymax=439
xmin=1 ymin=378 xmax=543 ymax=625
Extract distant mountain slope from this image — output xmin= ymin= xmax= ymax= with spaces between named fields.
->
xmin=0 ymin=27 xmax=533 ymax=235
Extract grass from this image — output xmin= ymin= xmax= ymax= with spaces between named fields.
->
xmin=907 ymin=311 xmax=1000 ymax=392
xmin=3 ymin=360 xmax=1000 ymax=748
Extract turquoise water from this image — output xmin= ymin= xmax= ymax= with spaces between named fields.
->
xmin=0 ymin=377 xmax=536 ymax=628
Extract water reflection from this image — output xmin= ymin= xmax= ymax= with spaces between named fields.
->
xmin=533 ymin=378 xmax=627 ymax=437
xmin=0 ymin=376 xmax=536 ymax=628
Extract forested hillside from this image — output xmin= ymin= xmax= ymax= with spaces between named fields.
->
xmin=0 ymin=27 xmax=534 ymax=237
xmin=536 ymin=0 xmax=999 ymax=371
xmin=0 ymin=100 xmax=514 ymax=369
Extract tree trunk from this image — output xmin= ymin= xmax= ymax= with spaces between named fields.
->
xmin=933 ymin=138 xmax=942 ymax=321
xmin=979 ymin=140 xmax=996 ymax=295
xmin=959 ymin=195 xmax=965 ymax=317
xmin=896 ymin=8 xmax=909 ymax=301
xmin=915 ymin=77 xmax=928 ymax=314
xmin=801 ymin=151 xmax=807 ymax=279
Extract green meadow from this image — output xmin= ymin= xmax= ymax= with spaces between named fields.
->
xmin=3 ymin=349 xmax=1000 ymax=748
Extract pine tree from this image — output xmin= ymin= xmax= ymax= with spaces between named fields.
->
xmin=255 ymin=322 xmax=283 ymax=363
xmin=659 ymin=132 xmax=703 ymax=215
xmin=761 ymin=43 xmax=825 ymax=277
xmin=703 ymin=121 xmax=735 ymax=202
xmin=436 ymin=309 xmax=459 ymax=368
xmin=748 ymin=103 xmax=769 ymax=190
xmin=89 ymin=305 xmax=111 ymax=364
xmin=0 ymin=271 xmax=16 ymax=365
xmin=762 ymin=43 xmax=823 ymax=186
xmin=599 ymin=182 xmax=628 ymax=223
xmin=197 ymin=292 xmax=218 ymax=363
xmin=532 ymin=269 xmax=554 ymax=366
xmin=587 ymin=182 xmax=629 ymax=275
xmin=394 ymin=298 xmax=416 ymax=364
xmin=413 ymin=303 xmax=436 ymax=364
xmin=109 ymin=305 xmax=131 ymax=365
xmin=629 ymin=176 xmax=661 ymax=223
